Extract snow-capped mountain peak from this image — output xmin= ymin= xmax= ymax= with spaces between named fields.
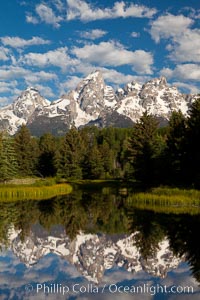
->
xmin=0 ymin=71 xmax=197 ymax=136
xmin=12 ymin=87 xmax=50 ymax=120
xmin=5 ymin=227 xmax=183 ymax=284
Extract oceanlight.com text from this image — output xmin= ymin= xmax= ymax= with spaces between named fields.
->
xmin=25 ymin=282 xmax=194 ymax=296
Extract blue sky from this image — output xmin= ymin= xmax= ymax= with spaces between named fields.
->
xmin=0 ymin=0 xmax=200 ymax=105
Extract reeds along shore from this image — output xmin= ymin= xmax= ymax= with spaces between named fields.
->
xmin=126 ymin=187 xmax=200 ymax=214
xmin=0 ymin=183 xmax=72 ymax=201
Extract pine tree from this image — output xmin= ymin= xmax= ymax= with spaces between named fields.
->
xmin=0 ymin=133 xmax=18 ymax=181
xmin=185 ymin=97 xmax=200 ymax=187
xmin=165 ymin=110 xmax=187 ymax=184
xmin=128 ymin=112 xmax=161 ymax=185
xmin=14 ymin=124 xmax=39 ymax=176
xmin=57 ymin=127 xmax=84 ymax=179
xmin=99 ymin=141 xmax=114 ymax=178
xmin=84 ymin=143 xmax=104 ymax=179
xmin=38 ymin=133 xmax=57 ymax=177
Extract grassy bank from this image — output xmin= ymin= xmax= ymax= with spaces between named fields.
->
xmin=126 ymin=187 xmax=200 ymax=214
xmin=0 ymin=183 xmax=72 ymax=201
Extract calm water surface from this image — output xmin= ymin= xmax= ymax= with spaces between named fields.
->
xmin=0 ymin=187 xmax=199 ymax=299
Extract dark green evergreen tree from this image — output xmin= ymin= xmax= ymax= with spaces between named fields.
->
xmin=57 ymin=127 xmax=84 ymax=179
xmin=185 ymin=97 xmax=200 ymax=187
xmin=14 ymin=124 xmax=39 ymax=176
xmin=99 ymin=141 xmax=114 ymax=178
xmin=84 ymin=143 xmax=104 ymax=179
xmin=165 ymin=110 xmax=187 ymax=184
xmin=38 ymin=133 xmax=57 ymax=177
xmin=0 ymin=133 xmax=18 ymax=181
xmin=128 ymin=112 xmax=161 ymax=185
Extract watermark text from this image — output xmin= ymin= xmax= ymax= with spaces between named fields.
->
xmin=25 ymin=282 xmax=194 ymax=296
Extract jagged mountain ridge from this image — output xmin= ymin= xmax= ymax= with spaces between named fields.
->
xmin=6 ymin=226 xmax=182 ymax=284
xmin=0 ymin=70 xmax=196 ymax=135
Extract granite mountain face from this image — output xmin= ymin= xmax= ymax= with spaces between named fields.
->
xmin=0 ymin=70 xmax=196 ymax=136
xmin=6 ymin=226 xmax=182 ymax=284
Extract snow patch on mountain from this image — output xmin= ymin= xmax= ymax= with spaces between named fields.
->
xmin=3 ymin=226 xmax=183 ymax=284
xmin=0 ymin=71 xmax=197 ymax=135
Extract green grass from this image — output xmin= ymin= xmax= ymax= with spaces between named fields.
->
xmin=0 ymin=183 xmax=73 ymax=201
xmin=126 ymin=187 xmax=200 ymax=214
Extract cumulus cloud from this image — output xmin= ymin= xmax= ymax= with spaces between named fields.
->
xmin=150 ymin=13 xmax=200 ymax=65
xmin=0 ymin=47 xmax=10 ymax=61
xmin=22 ymin=47 xmax=78 ymax=71
xmin=59 ymin=76 xmax=83 ymax=93
xmin=102 ymin=68 xmax=150 ymax=85
xmin=61 ymin=66 xmax=146 ymax=88
xmin=0 ymin=66 xmax=29 ymax=80
xmin=72 ymin=41 xmax=153 ymax=74
xmin=0 ymin=36 xmax=51 ymax=48
xmin=79 ymin=29 xmax=107 ymax=40
xmin=52 ymin=0 xmax=65 ymax=12
xmin=0 ymin=81 xmax=17 ymax=93
xmin=172 ymin=82 xmax=199 ymax=94
xmin=25 ymin=71 xmax=58 ymax=84
xmin=150 ymin=14 xmax=193 ymax=43
xmin=160 ymin=64 xmax=200 ymax=82
xmin=102 ymin=68 xmax=136 ymax=84
xmin=35 ymin=3 xmax=63 ymax=28
xmin=169 ymin=29 xmax=200 ymax=63
xmin=131 ymin=32 xmax=140 ymax=38
xmin=0 ymin=66 xmax=57 ymax=89
xmin=98 ymin=68 xmax=150 ymax=87
xmin=0 ymin=97 xmax=9 ymax=106
xmin=0 ymin=80 xmax=22 ymax=105
xmin=26 ymin=14 xmax=39 ymax=24
xmin=34 ymin=84 xmax=55 ymax=97
xmin=67 ymin=0 xmax=157 ymax=22
xmin=25 ymin=0 xmax=157 ymax=26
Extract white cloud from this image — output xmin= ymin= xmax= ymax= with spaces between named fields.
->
xmin=0 ymin=66 xmax=29 ymax=80
xmin=59 ymin=76 xmax=82 ymax=93
xmin=62 ymin=59 xmax=150 ymax=88
xmin=161 ymin=64 xmax=200 ymax=82
xmin=72 ymin=41 xmax=153 ymax=74
xmin=169 ymin=29 xmax=200 ymax=63
xmin=150 ymin=13 xmax=200 ymax=65
xmin=72 ymin=62 xmax=95 ymax=77
xmin=131 ymin=32 xmax=140 ymax=38
xmin=22 ymin=47 xmax=78 ymax=71
xmin=79 ymin=29 xmax=107 ymax=40
xmin=0 ymin=97 xmax=9 ymax=106
xmin=181 ymin=7 xmax=200 ymax=20
xmin=67 ymin=0 xmax=157 ymax=22
xmin=35 ymin=3 xmax=63 ymax=28
xmin=0 ymin=80 xmax=22 ymax=105
xmin=0 ymin=36 xmax=51 ymax=48
xmin=26 ymin=14 xmax=39 ymax=24
xmin=172 ymin=82 xmax=199 ymax=94
xmin=150 ymin=14 xmax=193 ymax=43
xmin=0 ymin=81 xmax=17 ymax=93
xmin=0 ymin=67 xmax=57 ymax=88
xmin=34 ymin=84 xmax=55 ymax=97
xmin=25 ymin=71 xmax=58 ymax=84
xmin=0 ymin=47 xmax=10 ymax=61
xmin=52 ymin=0 xmax=65 ymax=12
xmin=101 ymin=68 xmax=150 ymax=86
xmin=59 ymin=68 xmax=147 ymax=92
xmin=102 ymin=68 xmax=136 ymax=84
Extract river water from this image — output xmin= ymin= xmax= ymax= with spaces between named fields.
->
xmin=0 ymin=187 xmax=199 ymax=299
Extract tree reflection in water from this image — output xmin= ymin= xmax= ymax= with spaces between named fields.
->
xmin=0 ymin=187 xmax=199 ymax=282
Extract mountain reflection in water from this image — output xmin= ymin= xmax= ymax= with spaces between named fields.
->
xmin=0 ymin=188 xmax=200 ymax=299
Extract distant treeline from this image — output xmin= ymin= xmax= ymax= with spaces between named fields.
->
xmin=1 ymin=97 xmax=200 ymax=188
